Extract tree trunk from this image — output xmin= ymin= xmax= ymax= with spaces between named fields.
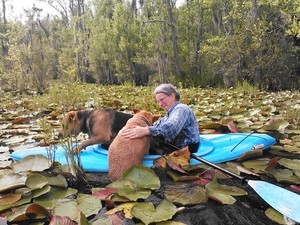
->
xmin=166 ymin=0 xmax=182 ymax=80
xmin=251 ymin=0 xmax=258 ymax=27
xmin=70 ymin=0 xmax=90 ymax=82
xmin=1 ymin=0 xmax=8 ymax=56
xmin=192 ymin=0 xmax=205 ymax=84
xmin=131 ymin=0 xmax=137 ymax=17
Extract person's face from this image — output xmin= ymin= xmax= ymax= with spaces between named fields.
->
xmin=155 ymin=92 xmax=176 ymax=111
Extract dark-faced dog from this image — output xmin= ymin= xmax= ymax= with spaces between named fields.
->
xmin=59 ymin=109 xmax=133 ymax=152
xmin=108 ymin=109 xmax=160 ymax=181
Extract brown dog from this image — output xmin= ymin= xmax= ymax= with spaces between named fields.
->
xmin=108 ymin=109 xmax=160 ymax=181
xmin=59 ymin=109 xmax=133 ymax=151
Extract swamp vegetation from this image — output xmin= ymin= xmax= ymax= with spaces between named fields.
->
xmin=0 ymin=83 xmax=299 ymax=224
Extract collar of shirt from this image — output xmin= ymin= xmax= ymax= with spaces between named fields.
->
xmin=166 ymin=101 xmax=180 ymax=117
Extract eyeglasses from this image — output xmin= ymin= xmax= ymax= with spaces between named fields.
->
xmin=156 ymin=95 xmax=169 ymax=104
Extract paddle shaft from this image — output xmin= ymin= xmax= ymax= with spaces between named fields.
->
xmin=190 ymin=153 xmax=246 ymax=182
xmin=159 ymin=137 xmax=247 ymax=181
xmin=158 ymin=136 xmax=248 ymax=182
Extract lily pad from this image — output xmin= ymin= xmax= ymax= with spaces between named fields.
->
xmin=106 ymin=202 xmax=137 ymax=219
xmin=45 ymin=174 xmax=68 ymax=188
xmin=237 ymin=149 xmax=263 ymax=161
xmin=291 ymin=135 xmax=300 ymax=142
xmin=166 ymin=159 xmax=189 ymax=174
xmin=283 ymin=145 xmax=300 ymax=153
xmin=167 ymin=147 xmax=191 ymax=167
xmin=77 ymin=194 xmax=102 ymax=217
xmin=32 ymin=184 xmax=51 ymax=198
xmin=205 ymin=176 xmax=247 ymax=204
xmin=0 ymin=194 xmax=32 ymax=212
xmin=265 ymin=208 xmax=284 ymax=224
xmin=263 ymin=119 xmax=289 ymax=132
xmin=107 ymin=179 xmax=151 ymax=201
xmin=7 ymin=202 xmax=52 ymax=222
xmin=269 ymin=169 xmax=300 ymax=184
xmin=48 ymin=215 xmax=77 ymax=225
xmin=154 ymin=147 xmax=190 ymax=170
xmin=0 ymin=173 xmax=27 ymax=192
xmin=25 ymin=203 xmax=52 ymax=220
xmin=277 ymin=158 xmax=300 ymax=171
xmin=53 ymin=199 xmax=78 ymax=221
xmin=0 ymin=146 xmax=9 ymax=154
xmin=12 ymin=155 xmax=51 ymax=173
xmin=3 ymin=136 xmax=27 ymax=145
xmin=206 ymin=178 xmax=248 ymax=196
xmin=90 ymin=216 xmax=112 ymax=225
xmin=92 ymin=188 xmax=118 ymax=200
xmin=7 ymin=203 xmax=36 ymax=222
xmin=25 ymin=173 xmax=48 ymax=190
xmin=242 ymin=158 xmax=270 ymax=173
xmin=226 ymin=162 xmax=259 ymax=176
xmin=207 ymin=192 xmax=237 ymax=205
xmin=78 ymin=211 xmax=90 ymax=225
xmin=131 ymin=199 xmax=177 ymax=225
xmin=122 ymin=165 xmax=160 ymax=190
xmin=167 ymin=170 xmax=202 ymax=182
xmin=0 ymin=193 xmax=22 ymax=206
xmin=33 ymin=187 xmax=78 ymax=209
xmin=164 ymin=184 xmax=207 ymax=205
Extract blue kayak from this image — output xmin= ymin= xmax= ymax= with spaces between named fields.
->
xmin=10 ymin=133 xmax=276 ymax=172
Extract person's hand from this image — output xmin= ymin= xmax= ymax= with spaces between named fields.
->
xmin=121 ymin=126 xmax=149 ymax=139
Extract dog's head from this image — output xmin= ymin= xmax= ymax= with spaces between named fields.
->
xmin=132 ymin=108 xmax=160 ymax=125
xmin=58 ymin=111 xmax=81 ymax=138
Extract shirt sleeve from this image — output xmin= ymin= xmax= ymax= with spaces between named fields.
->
xmin=148 ymin=105 xmax=189 ymax=142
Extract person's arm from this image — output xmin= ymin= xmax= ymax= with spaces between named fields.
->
xmin=121 ymin=126 xmax=150 ymax=139
xmin=149 ymin=105 xmax=189 ymax=142
xmin=121 ymin=105 xmax=191 ymax=141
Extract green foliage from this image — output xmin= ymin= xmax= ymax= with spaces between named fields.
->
xmin=38 ymin=108 xmax=89 ymax=182
xmin=0 ymin=23 xmax=26 ymax=92
xmin=37 ymin=118 xmax=56 ymax=146
xmin=32 ymin=82 xmax=163 ymax=114
xmin=234 ymin=80 xmax=260 ymax=95
xmin=1 ymin=0 xmax=300 ymax=91
xmin=131 ymin=199 xmax=177 ymax=225
xmin=35 ymin=81 xmax=90 ymax=110
xmin=285 ymin=105 xmax=300 ymax=126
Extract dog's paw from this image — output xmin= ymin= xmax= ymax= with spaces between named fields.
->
xmin=73 ymin=147 xmax=80 ymax=154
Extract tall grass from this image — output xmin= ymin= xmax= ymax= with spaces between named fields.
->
xmin=234 ymin=80 xmax=260 ymax=95
xmin=35 ymin=80 xmax=91 ymax=111
xmin=285 ymin=106 xmax=300 ymax=126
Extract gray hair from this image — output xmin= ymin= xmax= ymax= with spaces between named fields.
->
xmin=153 ymin=83 xmax=181 ymax=101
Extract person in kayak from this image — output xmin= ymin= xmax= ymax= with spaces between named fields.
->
xmin=121 ymin=83 xmax=200 ymax=153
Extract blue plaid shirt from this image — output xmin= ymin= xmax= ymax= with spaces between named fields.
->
xmin=149 ymin=102 xmax=199 ymax=148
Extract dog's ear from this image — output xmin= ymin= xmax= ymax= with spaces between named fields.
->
xmin=152 ymin=114 xmax=160 ymax=123
xmin=68 ymin=111 xmax=76 ymax=121
xmin=132 ymin=108 xmax=140 ymax=114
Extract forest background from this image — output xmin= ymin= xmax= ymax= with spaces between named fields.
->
xmin=0 ymin=0 xmax=299 ymax=93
